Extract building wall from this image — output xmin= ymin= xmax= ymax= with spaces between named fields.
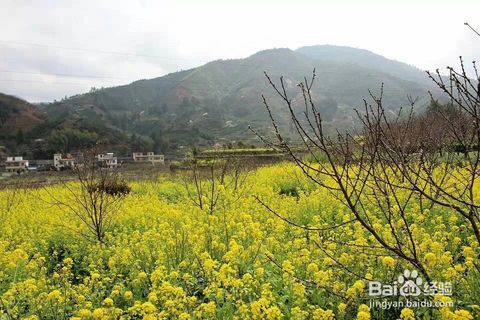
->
xmin=133 ymin=153 xmax=164 ymax=164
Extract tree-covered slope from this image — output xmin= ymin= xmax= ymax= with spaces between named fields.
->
xmin=38 ymin=47 xmax=434 ymax=150
xmin=296 ymin=45 xmax=434 ymax=86
xmin=3 ymin=45 xmax=440 ymax=156
xmin=0 ymin=93 xmax=44 ymax=134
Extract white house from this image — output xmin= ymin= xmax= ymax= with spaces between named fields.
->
xmin=132 ymin=152 xmax=164 ymax=165
xmin=213 ymin=143 xmax=224 ymax=150
xmin=97 ymin=153 xmax=118 ymax=168
xmin=5 ymin=156 xmax=29 ymax=172
xmin=53 ymin=153 xmax=76 ymax=170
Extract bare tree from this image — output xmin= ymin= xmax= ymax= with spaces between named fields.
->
xmin=48 ymin=151 xmax=130 ymax=244
xmin=251 ymin=24 xmax=480 ymax=280
xmin=183 ymin=155 xmax=248 ymax=215
xmin=421 ymin=55 xmax=480 ymax=246
xmin=251 ymin=74 xmax=431 ymax=279
xmin=182 ymin=153 xmax=249 ymax=254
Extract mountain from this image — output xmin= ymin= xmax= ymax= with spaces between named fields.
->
xmin=296 ymin=45 xmax=434 ymax=86
xmin=0 ymin=93 xmax=44 ymax=134
xmin=7 ymin=45 xmax=442 ymax=156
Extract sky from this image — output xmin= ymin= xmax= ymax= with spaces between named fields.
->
xmin=0 ymin=0 xmax=479 ymax=102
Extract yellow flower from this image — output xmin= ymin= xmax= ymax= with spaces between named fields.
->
xmin=265 ymin=306 xmax=283 ymax=320
xmin=282 ymin=260 xmax=295 ymax=274
xmin=400 ymin=308 xmax=415 ymax=320
xmin=381 ymin=256 xmax=395 ymax=269
xmin=179 ymin=313 xmax=191 ymax=320
xmin=323 ymin=257 xmax=335 ymax=266
xmin=78 ymin=309 xmax=92 ymax=319
xmin=201 ymin=301 xmax=216 ymax=316
xmin=142 ymin=302 xmax=156 ymax=314
xmin=92 ymin=308 xmax=104 ymax=320
xmin=357 ymin=304 xmax=370 ymax=320
xmin=204 ymin=259 xmax=216 ymax=272
xmin=91 ymin=272 xmax=101 ymax=280
xmin=103 ymin=297 xmax=114 ymax=307
xmin=462 ymin=246 xmax=475 ymax=258
xmin=291 ymin=306 xmax=309 ymax=320
xmin=454 ymin=310 xmax=473 ymax=319
xmin=312 ymin=308 xmax=334 ymax=320
xmin=346 ymin=287 xmax=357 ymax=299
xmin=292 ymin=283 xmax=306 ymax=301
xmin=358 ymin=304 xmax=369 ymax=312
xmin=339 ymin=253 xmax=351 ymax=265
xmin=47 ymin=289 xmax=61 ymax=301
xmin=354 ymin=280 xmax=365 ymax=290
xmin=124 ymin=290 xmax=133 ymax=300
xmin=256 ymin=267 xmax=265 ymax=277
xmin=77 ymin=294 xmax=86 ymax=303
xmin=313 ymin=270 xmax=330 ymax=286
xmin=307 ymin=262 xmax=319 ymax=274
xmin=424 ymin=252 xmax=437 ymax=268
xmin=338 ymin=303 xmax=347 ymax=315
xmin=148 ymin=292 xmax=158 ymax=304
xmin=1 ymin=157 xmax=478 ymax=319
xmin=434 ymin=295 xmax=453 ymax=304
xmin=357 ymin=311 xmax=370 ymax=320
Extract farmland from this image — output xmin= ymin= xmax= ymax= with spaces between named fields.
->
xmin=0 ymin=162 xmax=478 ymax=319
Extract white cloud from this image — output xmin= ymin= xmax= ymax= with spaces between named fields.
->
xmin=0 ymin=0 xmax=478 ymax=102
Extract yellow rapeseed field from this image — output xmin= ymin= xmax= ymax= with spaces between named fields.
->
xmin=0 ymin=163 xmax=478 ymax=319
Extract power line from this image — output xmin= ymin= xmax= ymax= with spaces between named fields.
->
xmin=0 ymin=73 xmax=188 ymax=86
xmin=0 ymin=76 xmax=191 ymax=87
xmin=0 ymin=62 xmax=296 ymax=87
xmin=0 ymin=39 xmax=257 ymax=67
xmin=0 ymin=39 xmax=184 ymax=60
xmin=0 ymin=70 xmax=128 ymax=80
xmin=0 ymin=56 xmax=286 ymax=89
xmin=0 ymin=79 xmax=105 ymax=86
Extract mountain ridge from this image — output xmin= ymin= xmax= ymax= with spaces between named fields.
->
xmin=296 ymin=44 xmax=433 ymax=86
xmin=0 ymin=93 xmax=44 ymax=134
xmin=1 ymin=45 xmax=442 ymax=157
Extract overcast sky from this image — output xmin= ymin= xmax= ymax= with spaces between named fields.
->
xmin=1 ymin=0 xmax=479 ymax=102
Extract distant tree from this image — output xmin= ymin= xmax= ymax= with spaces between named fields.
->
xmin=15 ymin=129 xmax=24 ymax=145
xmin=237 ymin=141 xmax=247 ymax=149
xmin=160 ymin=102 xmax=168 ymax=114
xmin=191 ymin=146 xmax=199 ymax=157
xmin=47 ymin=129 xmax=97 ymax=153
xmin=130 ymin=133 xmax=137 ymax=143
xmin=0 ymin=105 xmax=16 ymax=125
xmin=129 ymin=134 xmax=154 ymax=152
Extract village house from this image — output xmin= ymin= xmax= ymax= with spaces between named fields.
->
xmin=97 ymin=153 xmax=118 ymax=168
xmin=31 ymin=159 xmax=54 ymax=171
xmin=213 ymin=143 xmax=224 ymax=150
xmin=5 ymin=156 xmax=29 ymax=172
xmin=53 ymin=153 xmax=76 ymax=170
xmin=132 ymin=152 xmax=165 ymax=165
